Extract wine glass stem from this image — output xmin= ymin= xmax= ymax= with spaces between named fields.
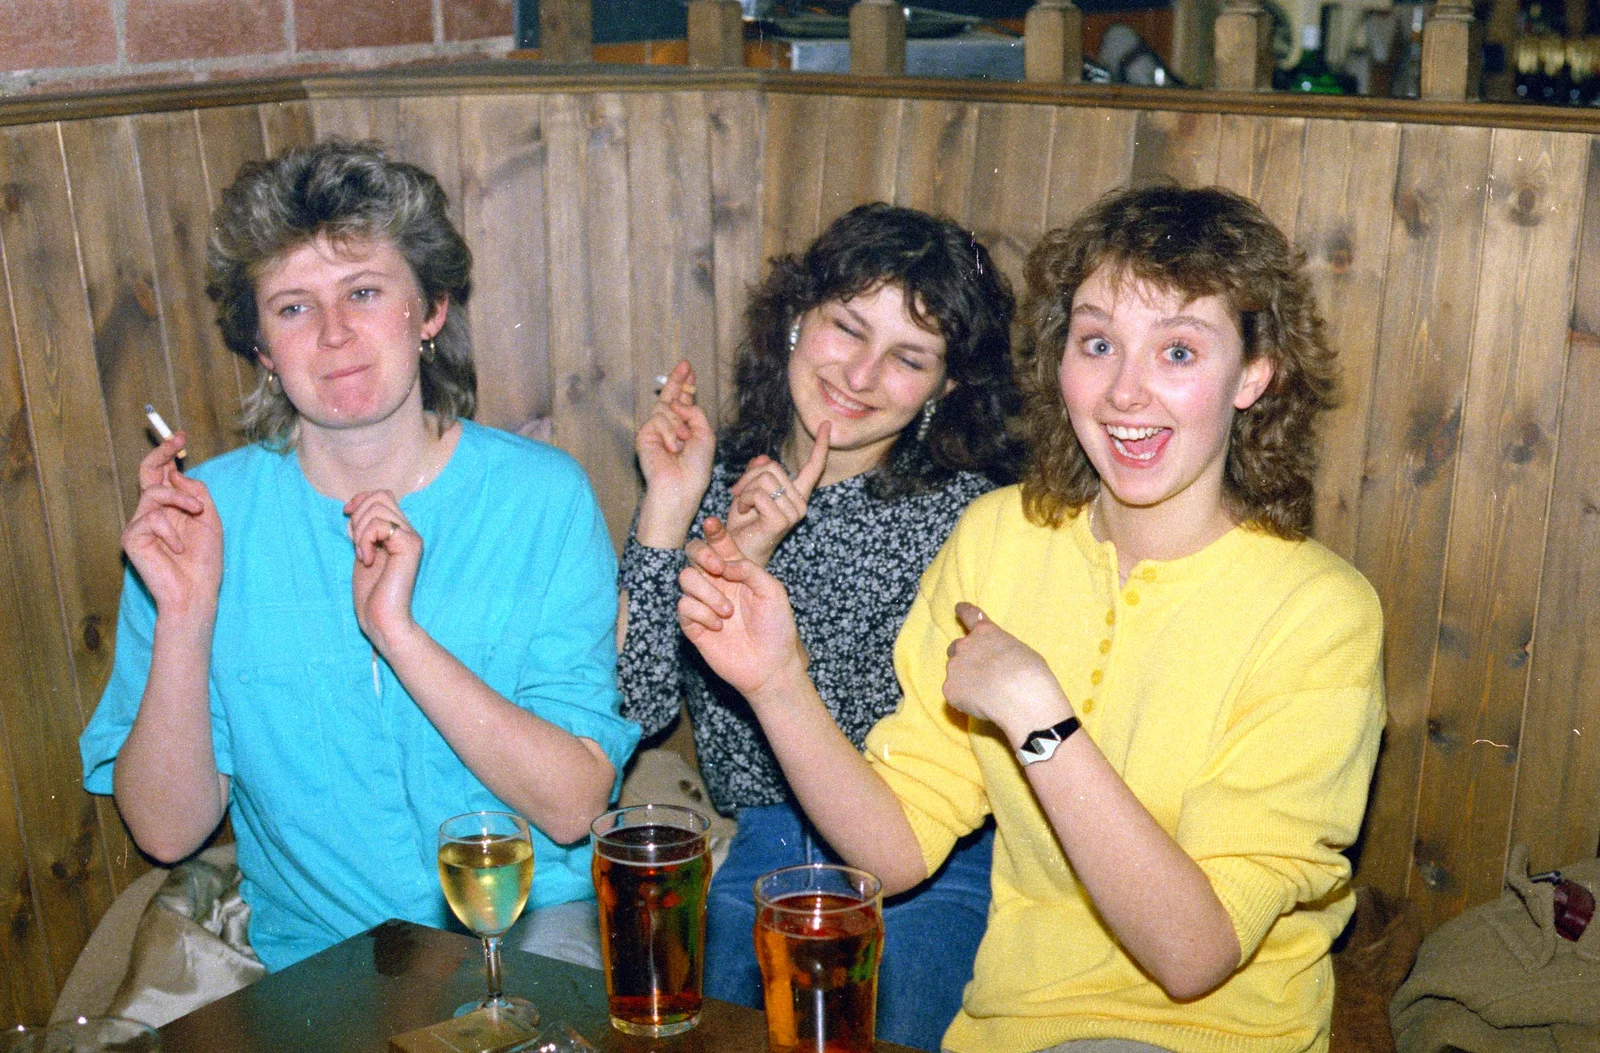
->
xmin=483 ymin=934 xmax=505 ymax=1005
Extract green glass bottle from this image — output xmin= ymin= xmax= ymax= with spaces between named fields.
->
xmin=1289 ymin=6 xmax=1347 ymax=94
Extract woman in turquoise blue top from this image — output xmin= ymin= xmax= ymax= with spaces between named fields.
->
xmin=79 ymin=139 xmax=639 ymax=973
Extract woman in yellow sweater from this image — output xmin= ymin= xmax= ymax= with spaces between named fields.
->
xmin=675 ymin=185 xmax=1386 ymax=1053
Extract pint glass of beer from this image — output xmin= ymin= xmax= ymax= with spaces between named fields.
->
xmin=754 ymin=864 xmax=884 ymax=1053
xmin=591 ymin=804 xmax=712 ymax=1036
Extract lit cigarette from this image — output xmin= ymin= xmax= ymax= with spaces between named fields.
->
xmin=144 ymin=404 xmax=186 ymax=458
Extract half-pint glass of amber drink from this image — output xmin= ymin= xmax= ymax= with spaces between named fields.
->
xmin=754 ymin=864 xmax=884 ymax=1053
xmin=591 ymin=804 xmax=711 ymax=1036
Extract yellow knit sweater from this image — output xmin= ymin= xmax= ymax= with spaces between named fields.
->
xmin=864 ymin=486 xmax=1385 ymax=1053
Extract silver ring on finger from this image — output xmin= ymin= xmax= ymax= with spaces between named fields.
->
xmin=770 ymin=485 xmax=786 ymax=501
xmin=384 ymin=520 xmax=399 ymax=542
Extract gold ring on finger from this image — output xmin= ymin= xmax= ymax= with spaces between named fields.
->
xmin=384 ymin=521 xmax=399 ymax=542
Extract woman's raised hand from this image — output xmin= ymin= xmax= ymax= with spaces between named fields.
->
xmin=635 ymin=360 xmax=716 ymax=549
xmin=944 ymin=602 xmax=1076 ymax=748
xmin=678 ymin=518 xmax=807 ymax=701
xmin=724 ymin=420 xmax=830 ymax=568
xmin=123 ymin=431 xmax=222 ymax=621
xmin=345 ymin=489 xmax=423 ymax=654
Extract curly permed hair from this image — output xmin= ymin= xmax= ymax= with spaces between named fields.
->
xmin=725 ymin=203 xmax=1022 ymax=499
xmin=1016 ymin=184 xmax=1338 ymax=539
xmin=205 ymin=138 xmax=474 ymax=448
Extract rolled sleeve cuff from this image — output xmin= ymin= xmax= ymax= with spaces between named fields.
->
xmin=1200 ymin=855 xmax=1298 ymax=960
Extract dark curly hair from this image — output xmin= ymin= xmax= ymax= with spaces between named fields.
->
xmin=724 ymin=203 xmax=1022 ymax=498
xmin=1017 ymin=185 xmax=1338 ymax=539
xmin=205 ymin=138 xmax=474 ymax=448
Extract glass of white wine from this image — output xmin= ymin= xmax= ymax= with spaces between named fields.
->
xmin=438 ymin=810 xmax=538 ymax=1025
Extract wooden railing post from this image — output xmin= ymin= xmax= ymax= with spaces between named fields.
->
xmin=1024 ymin=0 xmax=1084 ymax=83
xmin=688 ymin=0 xmax=745 ymax=68
xmin=539 ymin=0 xmax=593 ymax=63
xmin=850 ymin=0 xmax=907 ymax=76
xmin=1212 ymin=0 xmax=1273 ymax=90
xmin=1420 ymin=0 xmax=1479 ymax=100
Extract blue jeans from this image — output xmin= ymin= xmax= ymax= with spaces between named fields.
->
xmin=705 ymin=801 xmax=993 ymax=1052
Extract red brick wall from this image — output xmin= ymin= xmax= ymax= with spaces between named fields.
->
xmin=1 ymin=0 xmax=515 ymax=96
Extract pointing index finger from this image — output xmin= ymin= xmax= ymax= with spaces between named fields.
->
xmin=794 ymin=420 xmax=831 ymax=498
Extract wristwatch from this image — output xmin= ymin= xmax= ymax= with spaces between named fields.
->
xmin=1016 ymin=715 xmax=1081 ymax=766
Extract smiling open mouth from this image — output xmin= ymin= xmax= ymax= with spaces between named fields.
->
xmin=1106 ymin=424 xmax=1170 ymax=462
xmin=820 ymin=380 xmax=870 ymax=416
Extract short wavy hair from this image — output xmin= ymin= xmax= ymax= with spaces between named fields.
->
xmin=1017 ymin=185 xmax=1338 ymax=539
xmin=205 ymin=138 xmax=475 ymax=447
xmin=725 ymin=203 xmax=1022 ymax=498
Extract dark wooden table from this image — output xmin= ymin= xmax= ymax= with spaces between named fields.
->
xmin=157 ymin=919 xmax=917 ymax=1052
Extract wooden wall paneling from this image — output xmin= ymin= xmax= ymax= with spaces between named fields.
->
xmin=308 ymin=97 xmax=376 ymax=143
xmin=893 ymin=99 xmax=978 ymax=224
xmin=1213 ymin=114 xmax=1306 ymax=236
xmin=760 ymin=93 xmax=830 ymax=262
xmin=459 ymin=96 xmax=555 ymax=438
xmin=197 ymin=106 xmax=270 ymax=215
xmin=816 ymin=96 xmax=902 ymax=231
xmin=624 ymin=92 xmax=719 ymax=442
xmin=1044 ymin=107 xmax=1138 ymax=231
xmin=375 ymin=97 xmax=466 ymax=230
xmin=705 ymin=89 xmax=765 ymax=419
xmin=132 ymin=112 xmax=244 ymax=464
xmin=258 ymin=100 xmax=314 ymax=156
xmin=542 ymin=93 xmax=639 ymax=546
xmin=0 ymin=121 xmax=123 ymax=994
xmin=1350 ymin=124 xmax=1493 ymax=901
xmin=59 ymin=117 xmax=176 ymax=523
xmin=0 ymin=247 xmax=61 ymax=1029
xmin=1129 ymin=109 xmax=1222 ymax=189
xmin=967 ymin=103 xmax=1058 ymax=289
xmin=1295 ymin=119 xmax=1401 ymax=561
xmin=1411 ymin=128 xmax=1588 ymax=929
xmin=1509 ymin=135 xmax=1600 ymax=872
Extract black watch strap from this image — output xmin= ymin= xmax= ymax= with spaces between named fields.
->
xmin=1016 ymin=715 xmax=1081 ymax=766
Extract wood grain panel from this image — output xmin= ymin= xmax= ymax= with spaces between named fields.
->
xmin=543 ymin=93 xmax=639 ymax=546
xmin=1510 ymin=135 xmax=1600 ymax=872
xmin=459 ymin=96 xmax=555 ymax=439
xmin=1129 ymin=109 xmax=1221 ymax=189
xmin=133 ymin=111 xmax=243 ymax=464
xmin=0 ymin=220 xmax=61 ymax=1030
xmin=1296 ymin=119 xmax=1401 ymax=561
xmin=1214 ymin=113 xmax=1306 ymax=235
xmin=968 ymin=103 xmax=1057 ymax=289
xmin=706 ymin=89 xmax=765 ymax=422
xmin=760 ymin=93 xmax=830 ymax=262
xmin=59 ymin=117 xmax=175 ymax=523
xmin=382 ymin=97 xmax=465 ymax=230
xmin=258 ymin=100 xmax=314 ymax=156
xmin=308 ymin=97 xmax=375 ymax=143
xmin=817 ymin=96 xmax=901 ymax=230
xmin=624 ymin=92 xmax=718 ymax=441
xmin=1045 ymin=106 xmax=1137 ymax=231
xmin=1351 ymin=123 xmax=1493 ymax=899
xmin=1411 ymin=128 xmax=1588 ymax=928
xmin=893 ymin=99 xmax=978 ymax=224
xmin=0 ymin=120 xmax=121 ymax=995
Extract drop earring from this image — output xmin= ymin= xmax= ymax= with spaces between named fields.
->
xmin=266 ymin=370 xmax=281 ymax=394
xmin=917 ymin=399 xmax=937 ymax=442
xmin=421 ymin=337 xmax=437 ymax=364
xmin=788 ymin=321 xmax=800 ymax=354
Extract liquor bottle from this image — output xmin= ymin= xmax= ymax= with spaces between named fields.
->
xmin=1514 ymin=33 xmax=1544 ymax=99
xmin=1288 ymin=5 xmax=1346 ymax=93
xmin=1539 ymin=32 xmax=1571 ymax=102
xmin=1390 ymin=4 xmax=1425 ymax=97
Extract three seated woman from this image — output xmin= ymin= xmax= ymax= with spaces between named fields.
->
xmin=82 ymin=136 xmax=1383 ymax=1053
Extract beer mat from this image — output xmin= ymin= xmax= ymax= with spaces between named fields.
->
xmin=387 ymin=1007 xmax=541 ymax=1053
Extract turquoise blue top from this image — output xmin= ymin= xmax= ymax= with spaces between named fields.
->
xmin=82 ymin=420 xmax=640 ymax=972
